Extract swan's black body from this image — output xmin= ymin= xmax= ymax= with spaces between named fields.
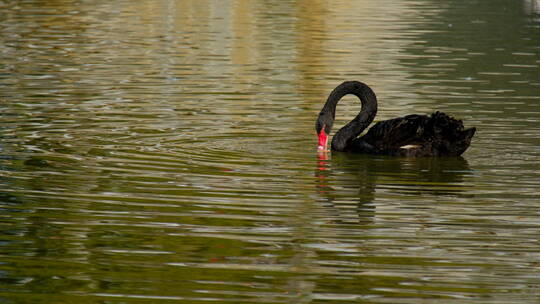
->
xmin=315 ymin=81 xmax=476 ymax=156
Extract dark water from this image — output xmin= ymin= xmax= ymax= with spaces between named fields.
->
xmin=1 ymin=0 xmax=540 ymax=303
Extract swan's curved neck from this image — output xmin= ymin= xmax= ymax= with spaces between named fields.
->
xmin=322 ymin=81 xmax=378 ymax=151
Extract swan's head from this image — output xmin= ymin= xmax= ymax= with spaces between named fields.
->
xmin=316 ymin=111 xmax=333 ymax=151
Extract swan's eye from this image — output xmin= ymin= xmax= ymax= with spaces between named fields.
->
xmin=316 ymin=120 xmax=324 ymax=133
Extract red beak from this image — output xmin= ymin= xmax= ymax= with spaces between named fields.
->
xmin=317 ymin=128 xmax=329 ymax=151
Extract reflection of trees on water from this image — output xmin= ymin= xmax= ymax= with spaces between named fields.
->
xmin=524 ymin=0 xmax=540 ymax=15
xmin=315 ymin=152 xmax=472 ymax=223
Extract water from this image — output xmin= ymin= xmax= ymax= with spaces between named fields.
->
xmin=1 ymin=0 xmax=539 ymax=303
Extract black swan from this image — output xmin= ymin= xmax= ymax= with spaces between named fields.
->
xmin=316 ymin=81 xmax=476 ymax=157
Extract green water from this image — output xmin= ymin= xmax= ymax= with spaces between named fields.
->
xmin=1 ymin=0 xmax=539 ymax=303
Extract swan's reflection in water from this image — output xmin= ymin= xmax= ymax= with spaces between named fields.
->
xmin=315 ymin=152 xmax=472 ymax=224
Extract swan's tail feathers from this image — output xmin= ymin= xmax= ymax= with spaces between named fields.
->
xmin=429 ymin=112 xmax=476 ymax=156
xmin=463 ymin=127 xmax=476 ymax=140
xmin=455 ymin=127 xmax=476 ymax=156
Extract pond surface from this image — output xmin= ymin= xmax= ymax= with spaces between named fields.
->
xmin=1 ymin=0 xmax=540 ymax=303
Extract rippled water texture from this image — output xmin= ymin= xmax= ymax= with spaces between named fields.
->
xmin=1 ymin=0 xmax=540 ymax=303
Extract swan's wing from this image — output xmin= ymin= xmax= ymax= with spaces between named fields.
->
xmin=360 ymin=114 xmax=429 ymax=150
